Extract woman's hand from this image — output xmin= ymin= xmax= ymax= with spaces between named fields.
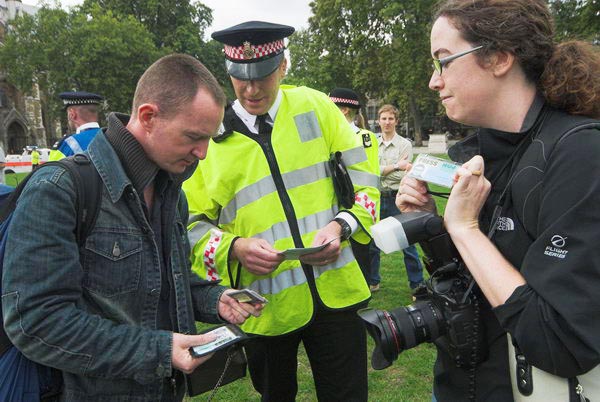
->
xmin=444 ymin=155 xmax=491 ymax=236
xmin=396 ymin=175 xmax=437 ymax=214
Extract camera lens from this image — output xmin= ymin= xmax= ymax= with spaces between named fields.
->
xmin=358 ymin=300 xmax=446 ymax=369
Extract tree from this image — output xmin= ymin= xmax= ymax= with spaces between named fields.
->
xmin=288 ymin=0 xmax=437 ymax=145
xmin=81 ymin=0 xmax=210 ymax=51
xmin=80 ymin=0 xmax=233 ymax=98
xmin=0 ymin=4 xmax=163 ymax=141
xmin=378 ymin=0 xmax=439 ymax=145
xmin=550 ymin=0 xmax=600 ymax=43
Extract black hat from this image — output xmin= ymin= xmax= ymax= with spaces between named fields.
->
xmin=329 ymin=88 xmax=361 ymax=109
xmin=59 ymin=91 xmax=104 ymax=107
xmin=211 ymin=21 xmax=295 ymax=81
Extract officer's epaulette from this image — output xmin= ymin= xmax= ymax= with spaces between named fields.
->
xmin=52 ymin=134 xmax=71 ymax=150
xmin=213 ymin=103 xmax=255 ymax=143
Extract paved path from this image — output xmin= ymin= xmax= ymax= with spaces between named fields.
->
xmin=412 ymin=139 xmax=458 ymax=155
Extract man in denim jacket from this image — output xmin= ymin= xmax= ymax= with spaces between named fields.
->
xmin=2 ymin=54 xmax=263 ymax=401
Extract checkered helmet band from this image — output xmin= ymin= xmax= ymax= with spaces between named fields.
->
xmin=224 ymin=39 xmax=285 ymax=61
xmin=330 ymin=97 xmax=360 ymax=107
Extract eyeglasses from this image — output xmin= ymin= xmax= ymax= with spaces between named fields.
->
xmin=432 ymin=45 xmax=483 ymax=75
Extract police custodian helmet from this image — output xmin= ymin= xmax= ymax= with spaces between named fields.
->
xmin=329 ymin=88 xmax=362 ymax=110
xmin=59 ymin=91 xmax=104 ymax=108
xmin=211 ymin=21 xmax=295 ymax=81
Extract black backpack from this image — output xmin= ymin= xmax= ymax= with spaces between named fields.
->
xmin=0 ymin=154 xmax=102 ymax=400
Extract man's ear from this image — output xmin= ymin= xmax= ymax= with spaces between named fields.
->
xmin=67 ymin=108 xmax=77 ymax=122
xmin=490 ymin=50 xmax=515 ymax=77
xmin=137 ymin=103 xmax=159 ymax=132
xmin=279 ymin=57 xmax=288 ymax=78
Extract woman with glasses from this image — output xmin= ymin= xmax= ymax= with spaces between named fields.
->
xmin=398 ymin=0 xmax=600 ymax=400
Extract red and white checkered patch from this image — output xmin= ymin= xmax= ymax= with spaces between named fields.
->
xmin=204 ymin=229 xmax=223 ymax=281
xmin=355 ymin=192 xmax=377 ymax=223
xmin=329 ymin=97 xmax=359 ymax=106
xmin=224 ymin=39 xmax=285 ymax=61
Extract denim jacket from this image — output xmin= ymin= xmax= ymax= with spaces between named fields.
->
xmin=2 ymin=132 xmax=226 ymax=401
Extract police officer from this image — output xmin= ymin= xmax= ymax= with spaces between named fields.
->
xmin=329 ymin=88 xmax=380 ymax=288
xmin=30 ymin=147 xmax=40 ymax=171
xmin=183 ymin=21 xmax=380 ymax=402
xmin=49 ymin=91 xmax=103 ymax=161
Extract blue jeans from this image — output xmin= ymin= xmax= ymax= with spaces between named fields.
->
xmin=369 ymin=193 xmax=424 ymax=288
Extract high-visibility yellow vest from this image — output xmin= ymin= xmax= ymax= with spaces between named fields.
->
xmin=183 ymin=85 xmax=379 ymax=336
xmin=31 ymin=150 xmax=40 ymax=165
xmin=356 ymin=128 xmax=380 ymax=177
xmin=48 ymin=149 xmax=65 ymax=161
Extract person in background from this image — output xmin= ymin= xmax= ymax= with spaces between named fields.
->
xmin=398 ymin=0 xmax=600 ymax=400
xmin=183 ymin=21 xmax=379 ymax=402
xmin=329 ymin=87 xmax=380 ymax=287
xmin=49 ymin=91 xmax=104 ymax=161
xmin=30 ymin=147 xmax=40 ymax=171
xmin=370 ymin=104 xmax=424 ymax=292
xmin=3 ymin=54 xmax=263 ymax=401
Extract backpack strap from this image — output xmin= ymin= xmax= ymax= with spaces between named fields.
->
xmin=56 ymin=154 xmax=102 ymax=246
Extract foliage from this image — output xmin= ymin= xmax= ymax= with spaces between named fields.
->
xmin=550 ymin=0 xmax=600 ymax=43
xmin=0 ymin=4 xmax=162 ymax=122
xmin=79 ymin=0 xmax=233 ymax=96
xmin=288 ymin=0 xmax=389 ymax=96
xmin=288 ymin=0 xmax=600 ymax=145
xmin=80 ymin=0 xmax=211 ymax=52
xmin=288 ymin=0 xmax=439 ymax=145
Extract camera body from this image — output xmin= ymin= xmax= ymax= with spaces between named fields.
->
xmin=359 ymin=212 xmax=486 ymax=370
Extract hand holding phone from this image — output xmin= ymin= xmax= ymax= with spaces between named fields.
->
xmin=227 ymin=288 xmax=268 ymax=304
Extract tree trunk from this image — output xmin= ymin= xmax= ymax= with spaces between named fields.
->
xmin=409 ymin=96 xmax=423 ymax=147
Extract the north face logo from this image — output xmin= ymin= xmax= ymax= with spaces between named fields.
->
xmin=496 ymin=217 xmax=514 ymax=231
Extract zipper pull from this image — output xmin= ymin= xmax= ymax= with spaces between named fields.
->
xmin=575 ymin=383 xmax=587 ymax=402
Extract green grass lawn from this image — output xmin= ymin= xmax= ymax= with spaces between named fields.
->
xmin=189 ymin=156 xmax=450 ymax=402
xmin=4 ymin=173 xmax=27 ymax=187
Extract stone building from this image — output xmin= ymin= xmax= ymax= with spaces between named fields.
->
xmin=0 ymin=0 xmax=47 ymax=154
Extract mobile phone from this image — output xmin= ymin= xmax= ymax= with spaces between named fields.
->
xmin=189 ymin=324 xmax=247 ymax=358
xmin=227 ymin=288 xmax=268 ymax=304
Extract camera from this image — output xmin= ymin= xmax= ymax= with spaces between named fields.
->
xmin=359 ymin=212 xmax=485 ymax=370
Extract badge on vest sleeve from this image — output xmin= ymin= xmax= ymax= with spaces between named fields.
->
xmin=362 ymin=133 xmax=372 ymax=148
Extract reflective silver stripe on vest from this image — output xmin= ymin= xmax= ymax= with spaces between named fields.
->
xmin=313 ymin=246 xmax=355 ymax=278
xmin=349 ymin=170 xmax=380 ymax=189
xmin=281 ymin=162 xmax=329 ymax=190
xmin=247 ymin=246 xmax=355 ymax=295
xmin=188 ymin=220 xmax=217 ymax=246
xmin=221 ymin=174 xmax=277 ymax=225
xmin=294 ymin=111 xmax=323 ymax=142
xmin=341 ymin=146 xmax=368 ymax=166
xmin=220 ymin=161 xmax=331 ymax=226
xmin=254 ymin=208 xmax=336 ymax=244
xmin=64 ymin=136 xmax=84 ymax=154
